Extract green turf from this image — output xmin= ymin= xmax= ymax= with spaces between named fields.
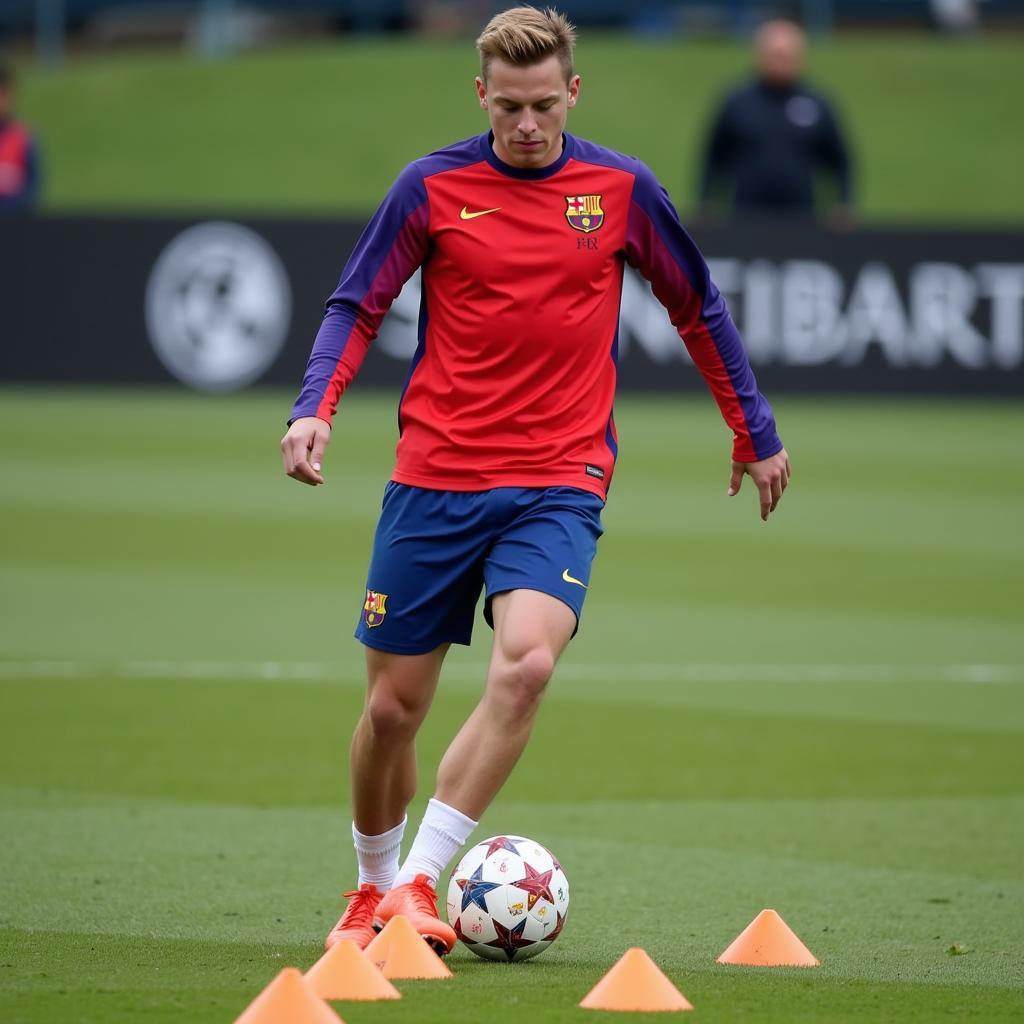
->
xmin=1 ymin=388 xmax=1022 ymax=1022
xmin=18 ymin=34 xmax=1024 ymax=223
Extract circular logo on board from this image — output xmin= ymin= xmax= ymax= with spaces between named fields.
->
xmin=145 ymin=222 xmax=291 ymax=391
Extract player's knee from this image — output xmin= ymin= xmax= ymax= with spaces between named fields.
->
xmin=492 ymin=646 xmax=555 ymax=717
xmin=365 ymin=688 xmax=421 ymax=742
xmin=519 ymin=647 xmax=556 ymax=693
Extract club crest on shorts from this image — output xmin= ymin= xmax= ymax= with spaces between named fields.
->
xmin=363 ymin=589 xmax=388 ymax=628
xmin=565 ymin=194 xmax=604 ymax=233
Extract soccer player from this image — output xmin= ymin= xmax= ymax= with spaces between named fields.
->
xmin=281 ymin=6 xmax=789 ymax=955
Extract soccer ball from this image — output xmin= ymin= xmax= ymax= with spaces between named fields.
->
xmin=446 ymin=835 xmax=569 ymax=962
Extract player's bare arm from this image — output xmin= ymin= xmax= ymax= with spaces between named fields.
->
xmin=728 ymin=447 xmax=791 ymax=521
xmin=281 ymin=416 xmax=331 ymax=486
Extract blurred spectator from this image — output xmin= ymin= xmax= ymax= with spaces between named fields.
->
xmin=0 ymin=62 xmax=41 ymax=214
xmin=697 ymin=20 xmax=853 ymax=226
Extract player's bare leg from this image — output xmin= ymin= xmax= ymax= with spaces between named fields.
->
xmin=435 ymin=589 xmax=577 ymax=817
xmin=376 ymin=589 xmax=576 ymax=953
xmin=325 ymin=645 xmax=447 ymax=950
xmin=351 ymin=645 xmax=448 ymax=834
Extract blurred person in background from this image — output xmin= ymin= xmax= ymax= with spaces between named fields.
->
xmin=0 ymin=61 xmax=41 ymax=213
xmin=697 ymin=20 xmax=853 ymax=226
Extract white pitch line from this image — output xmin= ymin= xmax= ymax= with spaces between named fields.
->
xmin=0 ymin=659 xmax=1020 ymax=684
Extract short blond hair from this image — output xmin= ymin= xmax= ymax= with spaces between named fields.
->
xmin=476 ymin=6 xmax=577 ymax=84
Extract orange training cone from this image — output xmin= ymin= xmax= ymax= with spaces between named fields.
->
xmin=716 ymin=908 xmax=820 ymax=967
xmin=306 ymin=939 xmax=402 ymax=1001
xmin=364 ymin=915 xmax=453 ymax=980
xmin=580 ymin=947 xmax=694 ymax=1012
xmin=234 ymin=967 xmax=344 ymax=1024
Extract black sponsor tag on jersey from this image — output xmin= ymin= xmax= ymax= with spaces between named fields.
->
xmin=584 ymin=464 xmax=605 ymax=479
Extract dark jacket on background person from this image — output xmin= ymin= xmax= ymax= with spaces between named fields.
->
xmin=699 ymin=79 xmax=851 ymax=219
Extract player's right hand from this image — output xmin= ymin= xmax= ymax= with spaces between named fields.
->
xmin=281 ymin=416 xmax=331 ymax=486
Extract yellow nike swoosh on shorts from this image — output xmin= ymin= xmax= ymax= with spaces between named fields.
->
xmin=460 ymin=206 xmax=501 ymax=220
xmin=562 ymin=569 xmax=588 ymax=588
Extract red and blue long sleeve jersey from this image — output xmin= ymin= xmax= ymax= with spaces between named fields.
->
xmin=0 ymin=119 xmax=40 ymax=211
xmin=290 ymin=131 xmax=782 ymax=500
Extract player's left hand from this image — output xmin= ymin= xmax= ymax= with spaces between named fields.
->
xmin=728 ymin=448 xmax=791 ymax=522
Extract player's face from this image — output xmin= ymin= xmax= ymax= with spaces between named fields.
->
xmin=755 ymin=22 xmax=805 ymax=86
xmin=476 ymin=55 xmax=580 ymax=170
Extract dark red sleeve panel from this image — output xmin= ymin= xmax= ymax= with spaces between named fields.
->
xmin=624 ymin=162 xmax=783 ymax=464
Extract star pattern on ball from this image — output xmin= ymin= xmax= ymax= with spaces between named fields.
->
xmin=485 ymin=917 xmax=533 ymax=961
xmin=484 ymin=835 xmax=520 ymax=857
xmin=544 ymin=910 xmax=567 ymax=943
xmin=457 ymin=863 xmax=502 ymax=912
xmin=516 ymin=861 xmax=555 ymax=909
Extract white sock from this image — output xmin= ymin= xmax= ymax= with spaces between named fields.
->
xmin=353 ymin=816 xmax=406 ymax=891
xmin=393 ymin=798 xmax=478 ymax=889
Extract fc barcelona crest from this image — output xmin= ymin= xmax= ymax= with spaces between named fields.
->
xmin=565 ymin=194 xmax=604 ymax=233
xmin=364 ymin=589 xmax=388 ymax=628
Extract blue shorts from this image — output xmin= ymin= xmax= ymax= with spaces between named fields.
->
xmin=354 ymin=483 xmax=605 ymax=655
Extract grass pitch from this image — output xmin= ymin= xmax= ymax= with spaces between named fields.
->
xmin=1 ymin=388 xmax=1022 ymax=1022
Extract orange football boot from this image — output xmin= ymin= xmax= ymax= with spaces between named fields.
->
xmin=324 ymin=883 xmax=384 ymax=950
xmin=373 ymin=874 xmax=457 ymax=955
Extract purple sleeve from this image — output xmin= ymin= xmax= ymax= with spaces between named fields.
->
xmin=625 ymin=162 xmax=782 ymax=463
xmin=289 ymin=162 xmax=430 ymax=425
